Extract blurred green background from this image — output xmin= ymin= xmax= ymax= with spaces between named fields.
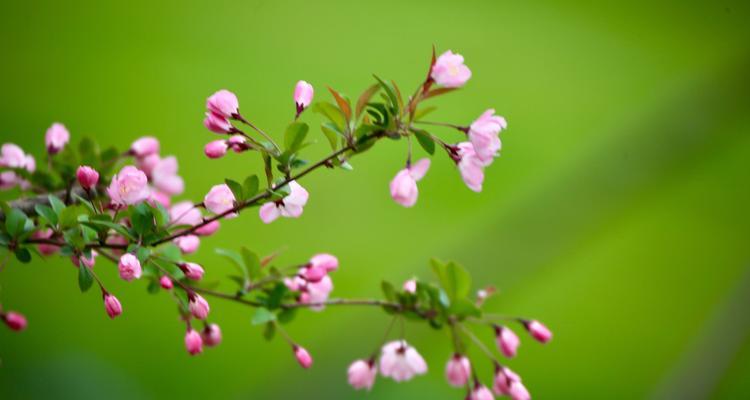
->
xmin=1 ymin=0 xmax=749 ymax=398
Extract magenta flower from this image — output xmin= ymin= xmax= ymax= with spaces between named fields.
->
xmin=185 ymin=329 xmax=203 ymax=355
xmin=525 ymin=320 xmax=552 ymax=343
xmin=169 ymin=201 xmax=203 ymax=226
xmin=151 ymin=156 xmax=184 ymax=196
xmin=174 ymin=235 xmax=200 ymax=254
xmin=227 ymin=135 xmax=249 ymax=152
xmin=471 ymin=385 xmax=496 ymax=400
xmin=495 ymin=325 xmax=520 ymax=358
xmin=258 ymin=181 xmax=309 ymax=224
xmin=201 ymin=324 xmax=222 ymax=347
xmin=445 ymin=354 xmax=471 ymax=387
xmin=430 ymin=50 xmax=472 ymax=88
xmin=107 ymin=166 xmax=150 ymax=206
xmin=204 ymin=140 xmax=228 ymax=158
xmin=76 ymin=166 xmax=100 ymax=189
xmin=347 ymin=359 xmax=377 ymax=391
xmin=204 ymin=112 xmax=234 ymax=134
xmin=456 ymin=142 xmax=486 ymax=192
xmin=379 ymin=340 xmax=427 ymax=382
xmin=130 ymin=136 xmax=160 ymax=158
xmin=206 ymin=89 xmax=239 ymax=119
xmin=189 ymin=294 xmax=210 ymax=320
xmin=71 ymin=251 xmax=97 ymax=268
xmin=180 ymin=262 xmax=205 ymax=281
xmin=294 ymin=80 xmax=314 ymax=115
xmin=118 ymin=253 xmax=142 ymax=282
xmin=293 ymin=345 xmax=313 ymax=369
xmin=468 ymin=109 xmax=506 ymax=164
xmin=103 ymin=293 xmax=123 ymax=319
xmin=389 ymin=158 xmax=430 ymax=208
xmin=160 ymin=275 xmax=173 ymax=290
xmin=204 ymin=184 xmax=237 ymax=217
xmin=303 ymin=253 xmax=338 ymax=282
xmin=44 ymin=123 xmax=70 ymax=154
xmin=2 ymin=311 xmax=28 ymax=332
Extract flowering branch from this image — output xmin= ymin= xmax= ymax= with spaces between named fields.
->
xmin=0 ymin=47 xmax=550 ymax=399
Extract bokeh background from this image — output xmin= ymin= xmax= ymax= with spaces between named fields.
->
xmin=1 ymin=0 xmax=749 ymax=398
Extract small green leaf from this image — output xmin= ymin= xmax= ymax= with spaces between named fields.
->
xmin=373 ymin=75 xmax=399 ymax=113
xmin=381 ymin=281 xmax=397 ymax=302
xmin=412 ymin=129 xmax=435 ymax=155
xmin=277 ymin=307 xmax=297 ymax=324
xmin=5 ymin=208 xmax=29 ymax=237
xmin=320 ymin=122 xmax=342 ymax=151
xmin=48 ymin=195 xmax=66 ymax=216
xmin=215 ymin=248 xmax=248 ymax=281
xmin=312 ymin=102 xmax=346 ymax=132
xmin=14 ymin=248 xmax=32 ymax=263
xmin=243 ymin=175 xmax=260 ymax=199
xmin=225 ymin=179 xmax=245 ymax=202
xmin=284 ymin=122 xmax=309 ymax=153
xmin=431 ymin=259 xmax=472 ymax=302
xmin=241 ymin=247 xmax=261 ymax=281
xmin=251 ymin=307 xmax=276 ymax=325
xmin=78 ymin=265 xmax=94 ymax=292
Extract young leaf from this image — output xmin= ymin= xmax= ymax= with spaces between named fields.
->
xmin=240 ymin=247 xmax=262 ymax=281
xmin=243 ymin=175 xmax=260 ymax=199
xmin=225 ymin=179 xmax=245 ymax=202
xmin=373 ymin=75 xmax=399 ymax=113
xmin=412 ymin=129 xmax=435 ymax=155
xmin=356 ymin=83 xmax=380 ymax=118
xmin=48 ymin=195 xmax=66 ymax=215
xmin=431 ymin=259 xmax=472 ymax=302
xmin=251 ymin=307 xmax=276 ymax=325
xmin=284 ymin=122 xmax=309 ymax=153
xmin=313 ymin=102 xmax=347 ymax=132
xmin=327 ymin=87 xmax=352 ymax=122
xmin=14 ymin=248 xmax=32 ymax=263
xmin=320 ymin=122 xmax=342 ymax=151
xmin=215 ymin=248 xmax=248 ymax=280
xmin=5 ymin=208 xmax=29 ymax=238
xmin=78 ymin=265 xmax=94 ymax=292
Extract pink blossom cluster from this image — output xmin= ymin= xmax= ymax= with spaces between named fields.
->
xmin=0 ymin=143 xmax=36 ymax=190
xmin=284 ymin=253 xmax=338 ymax=310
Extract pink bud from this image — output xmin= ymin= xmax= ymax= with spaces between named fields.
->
xmin=185 ymin=329 xmax=203 ymax=355
xmin=389 ymin=158 xmax=430 ymax=208
xmin=130 ymin=136 xmax=160 ymax=157
xmin=493 ymin=366 xmax=526 ymax=399
xmin=71 ymin=251 xmax=97 ymax=268
xmin=204 ymin=184 xmax=237 ymax=217
xmin=206 ymin=89 xmax=239 ymax=118
xmin=204 ymin=140 xmax=228 ymax=158
xmin=445 ymin=354 xmax=471 ymax=387
xmin=3 ymin=311 xmax=28 ymax=331
xmin=294 ymin=80 xmax=314 ymax=111
xmin=195 ymin=220 xmax=220 ymax=236
xmin=471 ymin=385 xmax=495 ymax=400
xmin=303 ymin=265 xmax=327 ymax=283
xmin=430 ymin=50 xmax=472 ymax=88
xmin=403 ymin=278 xmax=417 ymax=294
xmin=189 ymin=294 xmax=210 ymax=320
xmin=347 ymin=359 xmax=377 ymax=391
xmin=76 ymin=166 xmax=100 ymax=189
xmin=526 ymin=320 xmax=552 ymax=343
xmin=181 ymin=262 xmax=205 ymax=281
xmin=118 ymin=253 xmax=142 ymax=281
xmin=201 ymin=323 xmax=222 ymax=347
xmin=227 ymin=135 xmax=248 ymax=152
xmin=203 ymin=112 xmax=234 ymax=134
xmin=174 ymin=235 xmax=200 ymax=254
xmin=495 ymin=326 xmax=520 ymax=358
xmin=160 ymin=275 xmax=173 ymax=290
xmin=468 ymin=109 xmax=506 ymax=164
xmin=45 ymin=123 xmax=70 ymax=154
xmin=104 ymin=293 xmax=123 ymax=319
xmin=32 ymin=228 xmax=58 ymax=256
xmin=309 ymin=253 xmax=338 ymax=272
xmin=293 ymin=345 xmax=313 ymax=369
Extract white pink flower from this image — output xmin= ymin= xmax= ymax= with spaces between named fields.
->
xmin=389 ymin=158 xmax=430 ymax=207
xmin=259 ymin=181 xmax=309 ymax=223
xmin=379 ymin=340 xmax=427 ymax=382
xmin=456 ymin=142 xmax=486 ymax=192
xmin=206 ymin=89 xmax=239 ymax=119
xmin=294 ymin=80 xmax=314 ymax=113
xmin=45 ymin=123 xmax=70 ymax=154
xmin=403 ymin=278 xmax=417 ymax=294
xmin=151 ymin=156 xmax=184 ymax=196
xmin=118 ymin=253 xmax=142 ymax=281
xmin=175 ymin=235 xmax=200 ymax=254
xmin=204 ymin=184 xmax=237 ymax=217
xmin=202 ymin=323 xmax=222 ymax=347
xmin=195 ymin=220 xmax=220 ymax=236
xmin=471 ymin=385 xmax=496 ymax=400
xmin=493 ymin=367 xmax=530 ymax=400
xmin=130 ymin=137 xmax=160 ymax=157
xmin=169 ymin=201 xmax=203 ymax=226
xmin=180 ymin=262 xmax=205 ymax=281
xmin=468 ymin=109 xmax=506 ymax=164
xmin=348 ymin=359 xmax=377 ymax=391
xmin=107 ymin=166 xmax=150 ymax=206
xmin=430 ymin=50 xmax=472 ymax=88
xmin=204 ymin=140 xmax=228 ymax=158
xmin=204 ymin=112 xmax=234 ymax=134
xmin=445 ymin=354 xmax=471 ymax=387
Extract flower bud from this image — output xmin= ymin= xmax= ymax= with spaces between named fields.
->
xmin=204 ymin=112 xmax=233 ymax=134
xmin=180 ymin=262 xmax=205 ymax=281
xmin=201 ymin=323 xmax=222 ymax=347
xmin=309 ymin=253 xmax=338 ymax=272
xmin=525 ymin=320 xmax=552 ymax=343
xmin=347 ymin=359 xmax=377 ymax=391
xmin=174 ymin=235 xmax=200 ymax=254
xmin=204 ymin=140 xmax=228 ymax=158
xmin=389 ymin=158 xmax=430 ymax=207
xmin=107 ymin=166 xmax=150 ymax=206
xmin=118 ymin=253 xmax=142 ymax=281
xmin=293 ymin=345 xmax=313 ymax=369
xmin=130 ymin=136 xmax=160 ymax=157
xmin=445 ymin=354 xmax=471 ymax=387
xmin=495 ymin=325 xmax=520 ymax=358
xmin=206 ymin=89 xmax=239 ymax=119
xmin=104 ymin=293 xmax=123 ymax=319
xmin=294 ymin=80 xmax=314 ymax=114
xmin=189 ymin=294 xmax=210 ymax=320
xmin=2 ymin=311 xmax=28 ymax=331
xmin=76 ymin=166 xmax=100 ymax=189
xmin=195 ymin=220 xmax=220 ymax=236
xmin=71 ymin=251 xmax=97 ymax=268
xmin=204 ymin=184 xmax=237 ymax=217
xmin=45 ymin=123 xmax=70 ymax=154
xmin=471 ymin=385 xmax=495 ymax=400
xmin=185 ymin=329 xmax=203 ymax=355
xmin=160 ymin=275 xmax=173 ymax=290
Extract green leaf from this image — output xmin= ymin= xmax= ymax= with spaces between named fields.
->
xmin=243 ymin=175 xmax=260 ymax=199
xmin=14 ymin=248 xmax=32 ymax=263
xmin=277 ymin=307 xmax=297 ymax=324
xmin=78 ymin=265 xmax=94 ymax=292
xmin=381 ymin=281 xmax=397 ymax=302
xmin=72 ymin=193 xmax=96 ymax=214
xmin=251 ymin=307 xmax=276 ymax=325
xmin=5 ymin=208 xmax=29 ymax=237
xmin=147 ymin=279 xmax=161 ymax=294
xmin=130 ymin=205 xmax=155 ymax=236
xmin=312 ymin=102 xmax=346 ymax=132
xmin=58 ymin=206 xmax=85 ymax=230
xmin=412 ymin=129 xmax=435 ymax=155
xmin=448 ymin=298 xmax=482 ymax=319
xmin=320 ymin=122 xmax=342 ymax=151
xmin=225 ymin=179 xmax=245 ymax=202
xmin=48 ymin=195 xmax=66 ymax=216
xmin=83 ymin=220 xmax=135 ymax=240
xmin=373 ymin=75 xmax=399 ymax=113
xmin=240 ymin=247 xmax=261 ymax=281
xmin=413 ymin=106 xmax=437 ymax=121
xmin=431 ymin=259 xmax=472 ymax=302
xmin=263 ymin=321 xmax=276 ymax=340
xmin=356 ymin=83 xmax=381 ymax=118
xmin=284 ymin=122 xmax=309 ymax=153
xmin=215 ymin=248 xmax=248 ymax=281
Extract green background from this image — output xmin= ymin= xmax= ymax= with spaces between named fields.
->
xmin=1 ymin=1 xmax=749 ymax=398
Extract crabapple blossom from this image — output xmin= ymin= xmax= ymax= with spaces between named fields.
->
xmin=2 ymin=311 xmax=28 ymax=331
xmin=526 ymin=320 xmax=552 ymax=343
xmin=103 ymin=293 xmax=122 ymax=319
xmin=227 ymin=135 xmax=249 ymax=152
xmin=389 ymin=158 xmax=430 ymax=207
xmin=258 ymin=181 xmax=309 ymax=223
xmin=493 ymin=366 xmax=529 ymax=400
xmin=301 ymin=275 xmax=334 ymax=311
xmin=189 ymin=294 xmax=210 ymax=320
xmin=204 ymin=140 xmax=228 ymax=158
xmin=495 ymin=325 xmax=520 ymax=358
xmin=169 ymin=201 xmax=203 ymax=226
xmin=294 ymin=345 xmax=313 ymax=369
xmin=175 ymin=235 xmax=200 ymax=254
xmin=160 ymin=275 xmax=173 ymax=290
xmin=206 ymin=89 xmax=239 ymax=119
xmin=455 ymin=142 xmax=486 ymax=192
xmin=118 ymin=253 xmax=142 ymax=281
xmin=294 ymin=80 xmax=314 ymax=115
xmin=348 ymin=359 xmax=377 ymax=391
xmin=204 ymin=112 xmax=234 ymax=134
xmin=185 ymin=329 xmax=203 ymax=355
xmin=149 ymin=191 xmax=171 ymax=208
xmin=309 ymin=253 xmax=338 ymax=272
xmin=195 ymin=220 xmax=220 ymax=236
xmin=204 ymin=184 xmax=237 ymax=217
xmin=44 ymin=123 xmax=70 ymax=154
xmin=107 ymin=166 xmax=150 ymax=206
xmin=379 ymin=340 xmax=427 ymax=382
xmin=0 ymin=143 xmax=28 ymax=168
xmin=180 ymin=262 xmax=205 ymax=281
xmin=445 ymin=354 xmax=471 ymax=387
xmin=71 ymin=251 xmax=97 ymax=268
xmin=431 ymin=50 xmax=472 ymax=88
xmin=403 ymin=278 xmax=417 ymax=294
xmin=130 ymin=136 xmax=160 ymax=157
xmin=136 ymin=153 xmax=160 ymax=176
xmin=471 ymin=385 xmax=496 ymax=400
xmin=151 ymin=156 xmax=184 ymax=196
xmin=76 ymin=166 xmax=100 ymax=189
xmin=468 ymin=109 xmax=506 ymax=164
xmin=32 ymin=228 xmax=58 ymax=256
xmin=202 ymin=323 xmax=222 ymax=347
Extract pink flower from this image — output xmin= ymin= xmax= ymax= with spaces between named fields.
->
xmin=389 ymin=158 xmax=430 ymax=207
xmin=104 ymin=293 xmax=123 ymax=319
xmin=293 ymin=345 xmax=313 ymax=369
xmin=379 ymin=340 xmax=427 ymax=382
xmin=495 ymin=326 xmax=520 ymax=358
xmin=32 ymin=228 xmax=58 ymax=256
xmin=130 ymin=136 xmax=160 ymax=157
xmin=204 ymin=112 xmax=234 ymax=134
xmin=227 ymin=135 xmax=249 ymax=152
xmin=76 ymin=166 xmax=100 ymax=189
xmin=493 ymin=367 xmax=529 ymax=400
xmin=160 ymin=275 xmax=173 ymax=290
xmin=0 ymin=171 xmax=19 ymax=190
xmin=24 ymin=155 xmax=35 ymax=173
xmin=258 ymin=181 xmax=309 ymax=223
xmin=294 ymin=80 xmax=314 ymax=113
xmin=189 ymin=294 xmax=210 ymax=320
xmin=525 ymin=320 xmax=552 ymax=343
xmin=0 ymin=143 xmax=28 ymax=168
xmin=403 ymin=278 xmax=417 ymax=294
xmin=118 ymin=253 xmax=142 ymax=281
xmin=310 ymin=253 xmax=338 ymax=272
xmin=175 ymin=235 xmax=200 ymax=254
xmin=185 ymin=329 xmax=203 ymax=355
xmin=456 ymin=142 xmax=486 ymax=192
xmin=45 ymin=123 xmax=70 ymax=154
xmin=206 ymin=89 xmax=239 ymax=119
xmin=430 ymin=50 xmax=472 ymax=88
xmin=204 ymin=184 xmax=237 ymax=217
xmin=204 ymin=140 xmax=228 ymax=158
xmin=303 ymin=264 xmax=327 ymax=283
xmin=202 ymin=323 xmax=222 ymax=347
xmin=471 ymin=385 xmax=496 ymax=400
xmin=468 ymin=109 xmax=506 ymax=164
xmin=149 ymin=191 xmax=171 ymax=208
xmin=445 ymin=354 xmax=471 ymax=387
xmin=169 ymin=201 xmax=203 ymax=226
xmin=71 ymin=251 xmax=97 ymax=268
xmin=195 ymin=220 xmax=220 ymax=236
xmin=2 ymin=311 xmax=28 ymax=331
xmin=180 ymin=262 xmax=205 ymax=281
xmin=107 ymin=166 xmax=150 ymax=206
xmin=136 ymin=153 xmax=160 ymax=176
xmin=348 ymin=359 xmax=377 ymax=391
xmin=151 ymin=156 xmax=184 ymax=196
xmin=302 ymin=275 xmax=333 ymax=311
